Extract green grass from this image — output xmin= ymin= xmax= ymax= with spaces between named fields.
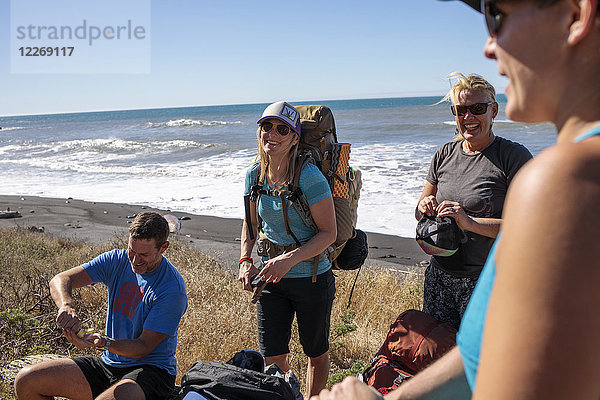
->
xmin=329 ymin=359 xmax=369 ymax=384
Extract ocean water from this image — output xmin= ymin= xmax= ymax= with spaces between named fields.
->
xmin=0 ymin=97 xmax=556 ymax=237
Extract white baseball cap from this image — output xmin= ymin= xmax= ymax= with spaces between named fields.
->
xmin=257 ymin=101 xmax=301 ymax=136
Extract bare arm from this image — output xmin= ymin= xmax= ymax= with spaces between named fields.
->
xmin=463 ymin=217 xmax=500 ymax=238
xmin=259 ymin=195 xmax=336 ymax=282
xmin=49 ymin=266 xmax=94 ymax=333
xmin=385 ymin=347 xmax=470 ymax=400
xmin=474 ymin=143 xmax=600 ymax=399
xmin=64 ymin=327 xmax=168 ymax=359
xmin=239 ymin=198 xmax=260 ymax=290
xmin=310 ymin=347 xmax=470 ymax=400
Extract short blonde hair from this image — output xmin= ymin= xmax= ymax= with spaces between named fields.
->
xmin=440 ymin=72 xmax=496 ymax=140
xmin=442 ymin=72 xmax=496 ymax=106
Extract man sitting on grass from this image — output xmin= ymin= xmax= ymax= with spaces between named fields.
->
xmin=14 ymin=212 xmax=188 ymax=400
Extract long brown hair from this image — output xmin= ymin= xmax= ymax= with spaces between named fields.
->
xmin=255 ymin=126 xmax=299 ymax=186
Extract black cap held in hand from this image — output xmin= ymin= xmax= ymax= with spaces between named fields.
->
xmin=416 ymin=215 xmax=462 ymax=256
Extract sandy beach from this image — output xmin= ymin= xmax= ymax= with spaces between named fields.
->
xmin=0 ymin=195 xmax=428 ymax=275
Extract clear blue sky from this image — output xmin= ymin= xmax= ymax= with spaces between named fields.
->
xmin=0 ymin=0 xmax=502 ymax=116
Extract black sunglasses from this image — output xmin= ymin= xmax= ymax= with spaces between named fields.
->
xmin=482 ymin=0 xmax=504 ymax=36
xmin=451 ymin=102 xmax=493 ymax=116
xmin=260 ymin=121 xmax=290 ymax=136
xmin=483 ymin=0 xmax=600 ymax=36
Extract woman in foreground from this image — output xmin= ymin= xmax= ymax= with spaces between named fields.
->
xmin=312 ymin=0 xmax=600 ymax=399
xmin=239 ymin=101 xmax=336 ymax=397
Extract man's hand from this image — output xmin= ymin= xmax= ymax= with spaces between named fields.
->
xmin=63 ymin=329 xmax=103 ymax=350
xmin=310 ymin=377 xmax=383 ymax=400
xmin=50 ymin=266 xmax=94 ymax=334
xmin=56 ymin=305 xmax=81 ymax=333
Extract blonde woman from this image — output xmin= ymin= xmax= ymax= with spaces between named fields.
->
xmin=239 ymin=101 xmax=336 ymax=397
xmin=416 ymin=73 xmax=532 ymax=330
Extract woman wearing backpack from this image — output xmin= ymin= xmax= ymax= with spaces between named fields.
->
xmin=312 ymin=0 xmax=600 ymax=399
xmin=239 ymin=101 xmax=337 ymax=397
xmin=415 ymin=73 xmax=532 ymax=330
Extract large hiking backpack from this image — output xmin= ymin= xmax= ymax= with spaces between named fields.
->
xmin=245 ymin=105 xmax=366 ymax=283
xmin=294 ymin=105 xmax=364 ymax=266
xmin=363 ymin=309 xmax=457 ymax=394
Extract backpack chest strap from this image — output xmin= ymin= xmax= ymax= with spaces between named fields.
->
xmin=253 ymin=187 xmax=307 ymax=246
xmin=257 ymin=188 xmax=293 ymax=198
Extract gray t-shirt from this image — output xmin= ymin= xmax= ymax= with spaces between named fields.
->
xmin=426 ymin=136 xmax=532 ymax=277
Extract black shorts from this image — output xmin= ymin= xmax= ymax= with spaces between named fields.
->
xmin=257 ymin=269 xmax=335 ymax=358
xmin=72 ymin=356 xmax=176 ymax=400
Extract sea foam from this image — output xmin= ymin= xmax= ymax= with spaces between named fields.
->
xmin=148 ymin=119 xmax=244 ymax=128
xmin=0 ymin=98 xmax=556 ymax=237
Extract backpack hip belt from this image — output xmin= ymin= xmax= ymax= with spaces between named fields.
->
xmin=256 ymin=233 xmax=328 ymax=262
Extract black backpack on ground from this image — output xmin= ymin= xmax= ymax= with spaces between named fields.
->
xmin=179 ymin=351 xmax=300 ymax=400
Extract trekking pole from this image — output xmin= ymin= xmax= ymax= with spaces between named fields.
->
xmin=346 ymin=266 xmax=361 ymax=309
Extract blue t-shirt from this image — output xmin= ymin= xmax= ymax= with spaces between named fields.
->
xmin=244 ymin=162 xmax=332 ymax=278
xmin=83 ymin=249 xmax=188 ymax=375
xmin=457 ymin=124 xmax=600 ymax=390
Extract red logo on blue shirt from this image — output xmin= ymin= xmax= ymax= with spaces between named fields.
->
xmin=113 ymin=281 xmax=143 ymax=320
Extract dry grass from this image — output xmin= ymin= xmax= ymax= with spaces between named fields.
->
xmin=0 ymin=227 xmax=423 ymax=398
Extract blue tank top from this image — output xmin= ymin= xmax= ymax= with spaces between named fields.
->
xmin=456 ymin=124 xmax=600 ymax=390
